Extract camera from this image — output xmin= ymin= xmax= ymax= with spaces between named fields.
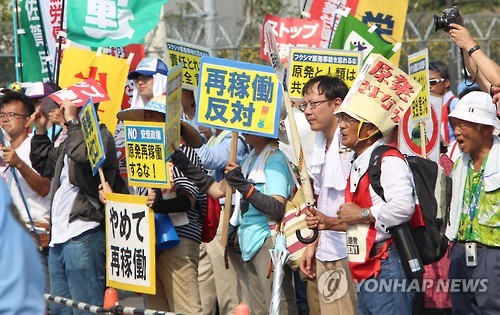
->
xmin=434 ymin=6 xmax=461 ymax=32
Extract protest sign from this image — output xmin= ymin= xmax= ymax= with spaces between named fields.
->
xmin=79 ymin=98 xmax=106 ymax=175
xmin=260 ymin=14 xmax=322 ymax=64
xmin=105 ymin=193 xmax=156 ymax=294
xmin=165 ymin=64 xmax=183 ymax=160
xmin=196 ymin=56 xmax=282 ymax=138
xmin=124 ymin=121 xmax=171 ymax=189
xmin=307 ymin=0 xmax=348 ymax=48
xmin=166 ymin=39 xmax=212 ymax=90
xmin=408 ymin=49 xmax=431 ymax=123
xmin=49 ymin=78 xmax=110 ymax=105
xmin=287 ymin=47 xmax=361 ymax=99
xmin=340 ymin=54 xmax=422 ymax=136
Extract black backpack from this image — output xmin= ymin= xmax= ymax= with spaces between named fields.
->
xmin=368 ymin=145 xmax=451 ymax=265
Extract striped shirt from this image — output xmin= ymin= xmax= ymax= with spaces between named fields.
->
xmin=172 ymin=145 xmax=206 ymax=243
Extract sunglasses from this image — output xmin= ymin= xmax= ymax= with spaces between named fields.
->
xmin=429 ymin=78 xmax=445 ymax=85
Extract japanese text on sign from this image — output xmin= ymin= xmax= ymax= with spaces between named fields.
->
xmin=105 ymin=193 xmax=156 ymax=294
xmin=287 ymin=48 xmax=361 ymax=99
xmin=165 ymin=64 xmax=183 ymax=160
xmin=124 ymin=121 xmax=170 ymax=188
xmin=408 ymin=49 xmax=431 ymax=122
xmin=166 ymin=39 xmax=212 ymax=90
xmin=196 ymin=57 xmax=282 ymax=138
xmin=79 ymin=98 xmax=106 ymax=175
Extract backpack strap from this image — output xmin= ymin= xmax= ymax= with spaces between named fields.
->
xmin=367 ymin=145 xmax=404 ymax=202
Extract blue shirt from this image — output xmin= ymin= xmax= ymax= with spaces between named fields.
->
xmin=0 ymin=181 xmax=45 ymax=314
xmin=239 ymin=149 xmax=292 ymax=261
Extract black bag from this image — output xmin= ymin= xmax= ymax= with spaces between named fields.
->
xmin=368 ymin=145 xmax=450 ymax=265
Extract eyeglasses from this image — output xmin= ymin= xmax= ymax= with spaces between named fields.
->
xmin=133 ymin=74 xmax=153 ymax=83
xmin=298 ymin=99 xmax=330 ymax=112
xmin=0 ymin=112 xmax=29 ymax=121
xmin=429 ymin=78 xmax=445 ymax=85
xmin=336 ymin=114 xmax=359 ymax=125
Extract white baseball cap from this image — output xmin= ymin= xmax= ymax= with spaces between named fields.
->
xmin=449 ymin=91 xmax=499 ymax=129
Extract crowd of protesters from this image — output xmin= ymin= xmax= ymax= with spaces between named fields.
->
xmin=0 ymin=21 xmax=499 ymax=315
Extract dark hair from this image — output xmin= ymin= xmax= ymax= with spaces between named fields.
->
xmin=302 ymin=75 xmax=349 ymax=101
xmin=458 ymin=85 xmax=482 ymax=99
xmin=0 ymin=91 xmax=35 ymax=116
xmin=429 ymin=60 xmax=450 ymax=80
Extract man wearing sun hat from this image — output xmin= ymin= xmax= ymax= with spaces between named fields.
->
xmin=116 ymin=95 xmax=206 ymax=313
xmin=127 ymin=57 xmax=169 ymax=109
xmin=445 ymin=91 xmax=500 ymax=314
xmin=333 ymin=85 xmax=417 ymax=313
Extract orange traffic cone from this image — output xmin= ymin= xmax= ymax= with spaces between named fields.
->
xmin=103 ymin=287 xmax=119 ymax=308
xmin=234 ymin=302 xmax=250 ymax=315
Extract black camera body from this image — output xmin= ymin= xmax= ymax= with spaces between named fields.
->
xmin=434 ymin=6 xmax=461 ymax=32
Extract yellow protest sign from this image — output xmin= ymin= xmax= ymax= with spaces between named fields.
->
xmin=341 ymin=54 xmax=422 ymax=135
xmin=59 ymin=46 xmax=130 ymax=135
xmin=408 ymin=49 xmax=431 ymax=122
xmin=196 ymin=56 xmax=283 ymax=137
xmin=354 ymin=0 xmax=409 ymax=65
xmin=124 ymin=121 xmax=171 ymax=188
xmin=105 ymin=193 xmax=156 ymax=294
xmin=166 ymin=39 xmax=213 ymax=90
xmin=287 ymin=48 xmax=362 ymax=100
xmin=165 ymin=64 xmax=183 ymax=160
xmin=79 ymin=98 xmax=105 ymax=175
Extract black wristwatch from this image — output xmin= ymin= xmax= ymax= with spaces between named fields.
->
xmin=64 ymin=118 xmax=79 ymax=126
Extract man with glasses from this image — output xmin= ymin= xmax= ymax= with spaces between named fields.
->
xmin=298 ymin=76 xmax=358 ymax=314
xmin=127 ymin=57 xmax=169 ymax=109
xmin=445 ymin=91 xmax=500 ymax=314
xmin=429 ymin=60 xmax=460 ymax=146
xmin=0 ymin=91 xmax=52 ymax=297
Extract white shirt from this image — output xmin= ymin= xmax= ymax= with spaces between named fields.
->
xmin=311 ymin=130 xmax=353 ymax=261
xmin=50 ymin=155 xmax=99 ymax=246
xmin=3 ymin=135 xmax=51 ymax=224
xmin=348 ymin=140 xmax=415 ymax=242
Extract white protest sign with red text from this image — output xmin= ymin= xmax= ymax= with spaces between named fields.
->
xmin=49 ymin=78 xmax=110 ymax=106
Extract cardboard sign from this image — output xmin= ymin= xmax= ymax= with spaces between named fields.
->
xmin=165 ymin=64 xmax=183 ymax=160
xmin=408 ymin=49 xmax=431 ymax=122
xmin=79 ymin=98 xmax=106 ymax=175
xmin=196 ymin=56 xmax=282 ymax=138
xmin=105 ymin=193 xmax=156 ymax=294
xmin=124 ymin=121 xmax=171 ymax=188
xmin=166 ymin=39 xmax=213 ymax=90
xmin=287 ymin=47 xmax=362 ymax=100
xmin=49 ymin=78 xmax=110 ymax=106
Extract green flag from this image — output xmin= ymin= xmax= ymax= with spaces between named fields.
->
xmin=67 ymin=0 xmax=168 ymax=47
xmin=18 ymin=0 xmax=52 ymax=82
xmin=331 ymin=14 xmax=395 ymax=61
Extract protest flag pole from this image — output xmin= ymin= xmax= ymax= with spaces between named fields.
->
xmin=11 ymin=0 xmax=22 ymax=81
xmin=98 ymin=167 xmax=110 ymax=193
xmin=54 ymin=0 xmax=66 ymax=86
xmin=220 ymin=132 xmax=238 ymax=247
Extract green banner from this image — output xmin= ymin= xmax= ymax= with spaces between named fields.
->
xmin=18 ymin=0 xmax=51 ymax=82
xmin=67 ymin=0 xmax=168 ymax=48
xmin=331 ymin=14 xmax=395 ymax=62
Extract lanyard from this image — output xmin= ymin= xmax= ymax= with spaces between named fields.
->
xmin=466 ymin=163 xmax=485 ymax=230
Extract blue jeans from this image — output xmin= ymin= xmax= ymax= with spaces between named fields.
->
xmin=49 ymin=228 xmax=105 ymax=315
xmin=357 ymin=245 xmax=415 ymax=315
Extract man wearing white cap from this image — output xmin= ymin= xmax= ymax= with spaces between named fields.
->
xmin=334 ymin=103 xmax=416 ymax=314
xmin=127 ymin=57 xmax=169 ymax=109
xmin=445 ymin=91 xmax=500 ymax=314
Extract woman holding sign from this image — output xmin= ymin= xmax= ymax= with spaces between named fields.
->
xmin=166 ymin=132 xmax=299 ymax=315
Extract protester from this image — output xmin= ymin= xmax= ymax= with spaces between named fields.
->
xmin=0 ymin=179 xmax=45 ymax=314
xmin=445 ymin=91 xmax=500 ymax=314
xmin=127 ymin=57 xmax=169 ymax=109
xmin=298 ymin=76 xmax=357 ymax=314
xmin=115 ymin=95 xmax=206 ymax=314
xmin=0 ymin=91 xmax=52 ymax=296
xmin=429 ymin=61 xmax=459 ymax=146
xmin=195 ymin=128 xmax=250 ymax=315
xmin=334 ymin=103 xmax=416 ymax=314
xmin=30 ymin=99 xmax=127 ymax=315
xmin=169 ymin=132 xmax=298 ymax=315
